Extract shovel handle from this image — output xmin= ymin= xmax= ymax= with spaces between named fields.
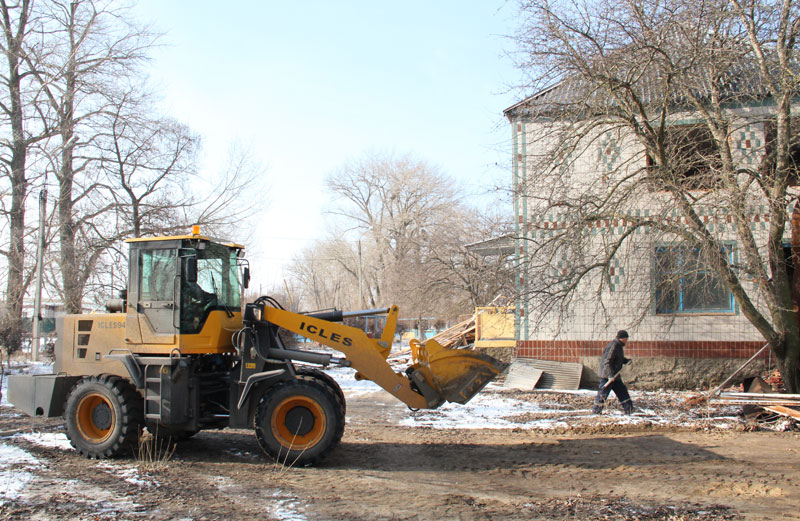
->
xmin=603 ymin=368 xmax=623 ymax=389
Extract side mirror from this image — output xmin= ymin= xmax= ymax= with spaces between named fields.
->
xmin=187 ymin=256 xmax=198 ymax=283
xmin=243 ymin=267 xmax=250 ymax=289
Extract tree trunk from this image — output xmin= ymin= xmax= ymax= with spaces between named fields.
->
xmin=58 ymin=5 xmax=81 ymax=314
xmin=0 ymin=2 xmax=31 ymax=353
xmin=787 ymin=200 xmax=800 ymax=393
xmin=58 ymin=138 xmax=81 ymax=313
xmin=777 ymin=339 xmax=800 ymax=393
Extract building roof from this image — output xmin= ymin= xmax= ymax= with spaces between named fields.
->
xmin=504 ymin=55 xmax=776 ymax=120
xmin=465 ymin=234 xmax=515 ymax=256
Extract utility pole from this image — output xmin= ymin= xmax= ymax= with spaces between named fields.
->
xmin=31 ymin=189 xmax=47 ymax=362
xmin=358 ymin=240 xmax=364 ymax=309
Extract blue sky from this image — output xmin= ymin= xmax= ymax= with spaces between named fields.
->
xmin=135 ymin=1 xmax=522 ymax=291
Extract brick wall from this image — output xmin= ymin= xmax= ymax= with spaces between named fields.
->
xmin=515 ymin=339 xmax=769 ymax=362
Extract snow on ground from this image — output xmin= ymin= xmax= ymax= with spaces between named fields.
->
xmin=324 ymin=364 xmax=745 ymax=431
xmin=95 ymin=461 xmax=158 ymax=488
xmin=14 ymin=431 xmax=73 ymax=451
xmin=2 ymin=358 xmax=754 ymax=435
xmin=324 ymin=365 xmax=385 ymax=397
xmin=268 ymin=491 xmax=308 ymax=521
xmin=0 ymin=442 xmax=41 ymax=505
xmin=401 ymin=385 xmax=574 ymax=429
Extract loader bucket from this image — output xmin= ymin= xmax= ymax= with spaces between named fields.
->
xmin=410 ymin=339 xmax=509 ymax=405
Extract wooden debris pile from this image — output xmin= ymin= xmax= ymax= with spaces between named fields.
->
xmin=712 ymin=387 xmax=800 ymax=422
xmin=686 ymin=343 xmax=800 ymax=425
xmin=389 ymin=316 xmax=476 ymax=360
xmin=428 ymin=316 xmax=475 ymax=349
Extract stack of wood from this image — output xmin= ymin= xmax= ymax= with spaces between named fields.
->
xmin=390 ymin=315 xmax=477 ymax=360
xmin=686 ymin=343 xmax=800 ymax=421
xmin=712 ymin=391 xmax=800 ymax=420
xmin=428 ymin=316 xmax=476 ymax=349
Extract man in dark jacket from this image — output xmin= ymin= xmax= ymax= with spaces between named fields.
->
xmin=592 ymin=330 xmax=633 ymax=414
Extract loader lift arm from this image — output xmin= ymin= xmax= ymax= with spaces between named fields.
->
xmin=244 ymin=300 xmax=507 ymax=409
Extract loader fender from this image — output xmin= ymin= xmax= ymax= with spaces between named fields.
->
xmin=237 ymin=369 xmax=287 ymax=410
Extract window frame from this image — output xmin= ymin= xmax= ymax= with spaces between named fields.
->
xmin=652 ymin=243 xmax=736 ymax=315
xmin=645 ymin=122 xmax=723 ymax=191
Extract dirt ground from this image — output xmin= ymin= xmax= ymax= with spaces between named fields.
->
xmin=1 ymin=384 xmax=799 ymax=521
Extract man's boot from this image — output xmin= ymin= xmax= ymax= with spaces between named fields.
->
xmin=622 ymin=400 xmax=634 ymax=415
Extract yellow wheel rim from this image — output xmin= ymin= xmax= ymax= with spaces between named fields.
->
xmin=271 ymin=396 xmax=325 ymax=450
xmin=75 ymin=392 xmax=115 ymax=443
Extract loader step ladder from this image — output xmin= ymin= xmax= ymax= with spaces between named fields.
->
xmin=144 ymin=364 xmax=165 ymax=421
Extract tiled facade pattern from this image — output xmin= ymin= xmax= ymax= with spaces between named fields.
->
xmin=512 ymin=118 xmax=773 ymax=361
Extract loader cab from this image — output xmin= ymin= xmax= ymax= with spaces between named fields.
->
xmin=124 ymin=231 xmax=246 ymax=354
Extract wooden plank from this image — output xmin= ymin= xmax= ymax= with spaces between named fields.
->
xmin=719 ymin=391 xmax=800 ymax=399
xmin=706 ymin=343 xmax=770 ymax=399
xmin=762 ymin=405 xmax=800 ymax=420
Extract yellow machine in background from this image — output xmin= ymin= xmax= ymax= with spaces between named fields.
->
xmin=8 ymin=230 xmax=507 ymax=466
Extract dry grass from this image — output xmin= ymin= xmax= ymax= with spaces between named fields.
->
xmin=135 ymin=429 xmax=176 ymax=474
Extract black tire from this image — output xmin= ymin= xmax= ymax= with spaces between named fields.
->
xmin=294 ymin=367 xmax=346 ymax=415
xmin=253 ymin=376 xmax=344 ymax=466
xmin=64 ymin=375 xmax=143 ymax=459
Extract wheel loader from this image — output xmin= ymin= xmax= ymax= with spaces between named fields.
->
xmin=8 ymin=228 xmax=507 ymax=465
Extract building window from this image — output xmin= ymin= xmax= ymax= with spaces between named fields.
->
xmin=647 ymin=124 xmax=722 ymax=190
xmin=654 ymin=245 xmax=734 ymax=314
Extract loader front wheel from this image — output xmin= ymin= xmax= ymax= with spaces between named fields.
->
xmin=254 ymin=377 xmax=344 ymax=466
xmin=294 ymin=367 xmax=346 ymax=414
xmin=65 ymin=375 xmax=143 ymax=459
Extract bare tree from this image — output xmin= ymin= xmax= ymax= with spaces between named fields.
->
xmin=22 ymin=0 xmax=156 ymax=313
xmin=286 ymin=151 xmax=512 ymax=323
xmin=510 ymin=0 xmax=800 ymax=390
xmin=99 ymin=88 xmax=199 ymax=239
xmin=325 ymin=153 xmax=460 ymax=313
xmin=187 ymin=143 xmax=266 ymax=242
xmin=287 ymin=239 xmax=354 ymax=311
xmin=424 ymin=209 xmax=514 ymax=310
xmin=0 ymin=0 xmax=55 ymax=352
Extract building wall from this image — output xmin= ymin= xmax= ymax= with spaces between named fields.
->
xmin=510 ymin=113 xmax=777 ymax=388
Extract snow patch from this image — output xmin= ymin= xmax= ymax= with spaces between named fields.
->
xmin=0 ymin=469 xmax=35 ymax=503
xmin=15 ymin=431 xmax=74 ymax=451
xmin=325 ymin=366 xmax=382 ymax=397
xmin=95 ymin=461 xmax=159 ymax=487
xmin=402 ymin=393 xmax=546 ymax=429
xmin=270 ymin=490 xmax=307 ymax=521
xmin=0 ymin=443 xmax=40 ymax=467
xmin=0 ymin=443 xmax=41 ymax=505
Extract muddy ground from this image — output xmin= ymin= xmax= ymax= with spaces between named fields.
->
xmin=1 ymin=385 xmax=799 ymax=521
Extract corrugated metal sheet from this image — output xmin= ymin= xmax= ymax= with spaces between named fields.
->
xmin=504 ymin=365 xmax=543 ymax=390
xmin=508 ymin=359 xmax=584 ymax=391
xmin=504 ymin=60 xmax=774 ymax=121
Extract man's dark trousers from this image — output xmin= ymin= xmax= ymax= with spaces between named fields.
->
xmin=592 ymin=377 xmax=632 ymax=414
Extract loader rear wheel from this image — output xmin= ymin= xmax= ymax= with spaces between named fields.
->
xmin=65 ymin=375 xmax=143 ymax=459
xmin=254 ymin=377 xmax=344 ymax=466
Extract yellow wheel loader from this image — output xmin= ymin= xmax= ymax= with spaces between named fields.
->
xmin=8 ymin=230 xmax=507 ymax=466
